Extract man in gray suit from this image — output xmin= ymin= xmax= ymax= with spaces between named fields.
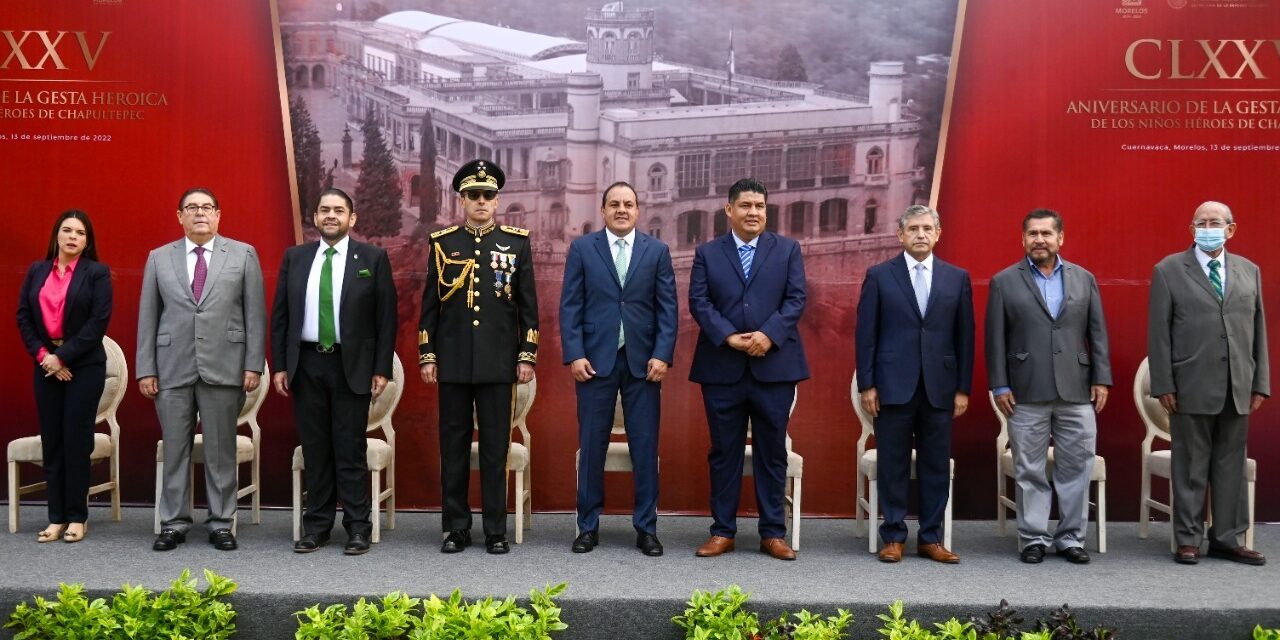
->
xmin=137 ymin=187 xmax=266 ymax=552
xmin=987 ymin=208 xmax=1111 ymax=565
xmin=1148 ymin=200 xmax=1268 ymax=566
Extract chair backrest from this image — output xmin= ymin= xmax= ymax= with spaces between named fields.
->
xmin=990 ymin=390 xmax=1011 ymax=453
xmin=1133 ymin=357 xmax=1170 ymax=451
xmin=511 ymin=377 xmax=536 ymax=442
xmin=368 ymin=354 xmax=405 ymax=440
xmin=849 ymin=373 xmax=875 ymax=457
xmin=97 ymin=336 xmax=128 ymax=428
xmin=611 ymin=393 xmax=625 ymax=435
xmin=237 ymin=362 xmax=270 ymax=439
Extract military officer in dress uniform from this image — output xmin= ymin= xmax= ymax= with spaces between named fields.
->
xmin=419 ymin=159 xmax=539 ymax=555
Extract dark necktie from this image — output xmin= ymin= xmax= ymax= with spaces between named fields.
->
xmin=1208 ymin=259 xmax=1223 ymax=300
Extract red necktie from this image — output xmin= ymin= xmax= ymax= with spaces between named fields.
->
xmin=192 ymin=246 xmax=208 ymax=302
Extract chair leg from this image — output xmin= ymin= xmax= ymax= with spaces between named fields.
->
xmin=944 ymin=472 xmax=953 ymax=551
xmin=8 ymin=461 xmax=19 ymax=533
xmin=251 ymin=455 xmax=261 ymax=525
xmin=524 ymin=468 xmax=532 ymax=530
xmin=370 ymin=469 xmax=381 ymax=544
xmin=1096 ymin=479 xmax=1107 ymax=553
xmin=997 ymin=470 xmax=1007 ymax=536
xmin=854 ymin=468 xmax=865 ymax=537
xmin=514 ymin=469 xmax=524 ymax=544
xmin=386 ymin=458 xmax=396 ymax=531
xmin=153 ymin=456 xmax=163 ymax=535
xmin=110 ymin=443 xmax=121 ymax=522
xmin=791 ymin=477 xmax=802 ymax=551
xmin=867 ymin=479 xmax=879 ymax=554
xmin=292 ymin=466 xmax=303 ymax=542
xmin=1246 ymin=477 xmax=1255 ymax=550
xmin=1138 ymin=464 xmax=1151 ymax=539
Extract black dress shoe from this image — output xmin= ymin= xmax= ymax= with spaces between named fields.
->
xmin=344 ymin=533 xmax=371 ymax=556
xmin=153 ymin=529 xmax=186 ymax=552
xmin=441 ymin=529 xmax=471 ymax=554
xmin=1057 ymin=546 xmax=1091 ymax=564
xmin=485 ymin=535 xmax=510 ymax=554
xmin=1207 ymin=545 xmax=1266 ymax=566
xmin=636 ymin=532 xmax=664 ymax=557
xmin=572 ymin=531 xmax=598 ymax=553
xmin=208 ymin=529 xmax=237 ymax=551
xmin=1020 ymin=543 xmax=1046 ymax=564
xmin=294 ymin=533 xmax=331 ymax=553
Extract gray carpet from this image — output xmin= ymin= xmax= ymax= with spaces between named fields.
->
xmin=1 ymin=505 xmax=1276 ymax=638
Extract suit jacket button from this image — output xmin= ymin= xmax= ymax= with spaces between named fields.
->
xmin=473 ymin=320 xmax=480 ymax=326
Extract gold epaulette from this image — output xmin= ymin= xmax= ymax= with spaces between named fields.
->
xmin=500 ymin=225 xmax=530 ymax=237
xmin=431 ymin=226 xmax=459 ymax=239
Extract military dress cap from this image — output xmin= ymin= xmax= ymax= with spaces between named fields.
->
xmin=452 ymin=159 xmax=505 ymax=193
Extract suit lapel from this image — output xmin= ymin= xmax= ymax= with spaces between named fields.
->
xmin=342 ymin=239 xmax=360 ymax=304
xmin=1180 ymin=249 xmax=1220 ymax=304
xmin=924 ymin=258 xmax=947 ymax=317
xmin=887 ymin=254 xmax=922 ymax=320
xmin=592 ymin=231 xmax=622 ymax=290
xmin=624 ymin=233 xmax=650 ymax=287
xmin=29 ymin=261 xmax=52 ymax=329
xmin=747 ymin=233 xmax=774 ymax=288
xmin=62 ymin=260 xmax=89 ymax=326
xmin=293 ymin=243 xmax=318 ymax=324
xmin=169 ymin=240 xmax=195 ymax=304
xmin=1016 ymin=261 xmax=1053 ymax=319
xmin=197 ymin=236 xmax=229 ymax=308
xmin=1223 ymin=252 xmax=1245 ymax=305
xmin=718 ymin=234 xmax=747 ymax=284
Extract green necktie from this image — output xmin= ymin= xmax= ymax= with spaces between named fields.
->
xmin=1208 ymin=259 xmax=1223 ymax=301
xmin=319 ymin=246 xmax=337 ymax=348
xmin=615 ymin=238 xmax=628 ymax=349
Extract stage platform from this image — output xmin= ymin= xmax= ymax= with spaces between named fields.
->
xmin=1 ymin=505 xmax=1276 ymax=639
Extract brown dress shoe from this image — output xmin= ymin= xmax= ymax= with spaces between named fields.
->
xmin=695 ymin=535 xmax=735 ymax=557
xmin=878 ymin=542 xmax=904 ymax=563
xmin=759 ymin=537 xmax=796 ymax=561
xmin=1174 ymin=545 xmax=1200 ymax=565
xmin=917 ymin=542 xmax=960 ymax=564
xmin=1207 ymin=545 xmax=1266 ymax=566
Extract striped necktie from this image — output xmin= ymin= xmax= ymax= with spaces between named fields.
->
xmin=1208 ymin=259 xmax=1223 ymax=300
xmin=739 ymin=243 xmax=754 ymax=279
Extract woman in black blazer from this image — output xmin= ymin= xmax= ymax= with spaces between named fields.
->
xmin=15 ymin=209 xmax=112 ymax=543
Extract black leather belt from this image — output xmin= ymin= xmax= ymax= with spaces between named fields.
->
xmin=301 ymin=342 xmax=340 ymax=354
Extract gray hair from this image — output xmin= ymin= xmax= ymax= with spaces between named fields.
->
xmin=1194 ymin=201 xmax=1233 ymax=224
xmin=898 ymin=204 xmax=941 ymax=230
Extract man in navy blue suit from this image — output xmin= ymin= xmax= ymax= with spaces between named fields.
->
xmin=689 ymin=178 xmax=808 ymax=561
xmin=855 ymin=204 xmax=973 ymax=564
xmin=560 ymin=181 xmax=678 ymax=557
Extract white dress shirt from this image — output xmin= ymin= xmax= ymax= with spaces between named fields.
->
xmin=606 ymin=227 xmax=636 ymax=268
xmin=1194 ymin=246 xmax=1227 ymax=296
xmin=184 ymin=236 xmax=216 ymax=283
xmin=301 ymin=235 xmax=349 ymax=343
xmin=904 ymin=251 xmax=935 ymax=290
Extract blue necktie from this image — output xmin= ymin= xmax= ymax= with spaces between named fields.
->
xmin=739 ymin=244 xmax=754 ymax=279
xmin=913 ymin=263 xmax=929 ymax=316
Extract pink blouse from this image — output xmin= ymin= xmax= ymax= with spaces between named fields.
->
xmin=35 ymin=257 xmax=79 ymax=363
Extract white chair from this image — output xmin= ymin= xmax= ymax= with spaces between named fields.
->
xmin=8 ymin=336 xmax=126 ymax=533
xmin=1135 ymin=357 xmax=1256 ymax=550
xmin=742 ymin=387 xmax=803 ymax=550
xmin=851 ymin=374 xmax=954 ymax=553
xmin=154 ymin=363 xmax=270 ymax=535
xmin=992 ymin=391 xmax=1107 ymax=552
xmin=292 ymin=354 xmax=404 ymax=543
xmin=470 ymin=378 xmax=535 ymax=543
xmin=572 ymin=392 xmax=661 ymax=534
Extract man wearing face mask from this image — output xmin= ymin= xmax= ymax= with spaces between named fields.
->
xmin=1148 ymin=200 xmax=1268 ymax=566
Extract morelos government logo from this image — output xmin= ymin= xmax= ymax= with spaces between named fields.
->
xmin=1117 ymin=0 xmax=1149 ymax=19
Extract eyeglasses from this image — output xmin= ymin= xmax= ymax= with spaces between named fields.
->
xmin=182 ymin=204 xmax=217 ymax=214
xmin=1193 ymin=219 xmax=1232 ymax=228
xmin=464 ymin=190 xmax=497 ymax=201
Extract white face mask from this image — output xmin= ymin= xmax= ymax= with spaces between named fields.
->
xmin=1194 ymin=227 xmax=1226 ymax=252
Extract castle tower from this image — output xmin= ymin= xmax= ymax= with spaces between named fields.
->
xmin=564 ymin=72 xmax=603 ymax=235
xmin=868 ymin=61 xmax=905 ymax=123
xmin=585 ymin=2 xmax=655 ymax=92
